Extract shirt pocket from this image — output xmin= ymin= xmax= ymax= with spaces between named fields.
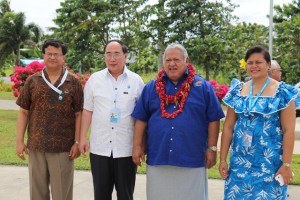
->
xmin=118 ymin=89 xmax=138 ymax=112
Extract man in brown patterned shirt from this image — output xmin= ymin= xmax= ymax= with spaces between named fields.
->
xmin=16 ymin=38 xmax=83 ymax=200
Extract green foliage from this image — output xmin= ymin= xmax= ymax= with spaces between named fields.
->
xmin=273 ymin=0 xmax=300 ymax=84
xmin=3 ymin=0 xmax=300 ymax=84
xmin=219 ymin=22 xmax=268 ymax=83
xmin=0 ymin=110 xmax=27 ymax=166
xmin=0 ymin=91 xmax=15 ymax=100
xmin=0 ymin=1 xmax=43 ymax=69
xmin=165 ymin=0 xmax=236 ymax=80
xmin=54 ymin=0 xmax=127 ymax=72
xmin=0 ymin=82 xmax=12 ymax=92
xmin=140 ymin=72 xmax=157 ymax=83
xmin=0 ymin=0 xmax=10 ymax=17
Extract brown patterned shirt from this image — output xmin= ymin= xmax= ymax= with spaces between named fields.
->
xmin=16 ymin=68 xmax=83 ymax=152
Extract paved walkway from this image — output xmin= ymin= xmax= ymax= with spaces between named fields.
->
xmin=0 ymin=99 xmax=299 ymax=199
xmin=0 ymin=165 xmax=299 ymax=200
xmin=0 ymin=99 xmax=19 ymax=110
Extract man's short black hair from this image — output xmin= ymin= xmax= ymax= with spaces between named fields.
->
xmin=104 ymin=40 xmax=128 ymax=54
xmin=42 ymin=38 xmax=68 ymax=55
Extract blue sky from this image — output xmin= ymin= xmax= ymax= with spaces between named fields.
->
xmin=9 ymin=0 xmax=294 ymax=33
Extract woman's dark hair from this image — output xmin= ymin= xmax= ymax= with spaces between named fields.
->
xmin=104 ymin=40 xmax=128 ymax=54
xmin=245 ymin=45 xmax=270 ymax=63
xmin=42 ymin=38 xmax=68 ymax=55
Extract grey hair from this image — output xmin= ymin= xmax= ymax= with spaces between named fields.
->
xmin=270 ymin=60 xmax=280 ymax=69
xmin=163 ymin=43 xmax=189 ymax=64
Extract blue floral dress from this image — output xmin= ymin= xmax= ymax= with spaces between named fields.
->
xmin=222 ymin=79 xmax=298 ymax=200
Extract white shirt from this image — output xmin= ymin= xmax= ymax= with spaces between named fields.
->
xmin=84 ymin=67 xmax=144 ymax=158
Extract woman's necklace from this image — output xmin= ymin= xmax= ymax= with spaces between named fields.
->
xmin=155 ymin=64 xmax=195 ymax=118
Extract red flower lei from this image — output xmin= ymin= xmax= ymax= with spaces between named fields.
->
xmin=155 ymin=64 xmax=195 ymax=118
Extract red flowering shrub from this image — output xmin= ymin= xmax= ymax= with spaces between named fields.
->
xmin=10 ymin=61 xmax=91 ymax=97
xmin=10 ymin=61 xmax=45 ymax=97
xmin=208 ymin=80 xmax=229 ymax=102
xmin=75 ymin=73 xmax=91 ymax=88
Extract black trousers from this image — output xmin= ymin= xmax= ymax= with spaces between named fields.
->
xmin=90 ymin=153 xmax=137 ymax=200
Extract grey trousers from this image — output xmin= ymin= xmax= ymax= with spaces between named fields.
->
xmin=147 ymin=165 xmax=208 ymax=200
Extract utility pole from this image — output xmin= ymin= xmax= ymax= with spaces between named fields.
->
xmin=269 ymin=0 xmax=273 ymax=59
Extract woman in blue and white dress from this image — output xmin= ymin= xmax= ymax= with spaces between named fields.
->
xmin=219 ymin=45 xmax=297 ymax=200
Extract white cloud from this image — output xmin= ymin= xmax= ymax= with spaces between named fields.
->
xmin=231 ymin=0 xmax=293 ymax=25
xmin=10 ymin=0 xmax=62 ymax=33
xmin=8 ymin=0 xmax=294 ymax=33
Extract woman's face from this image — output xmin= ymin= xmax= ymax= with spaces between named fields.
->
xmin=246 ymin=53 xmax=270 ymax=80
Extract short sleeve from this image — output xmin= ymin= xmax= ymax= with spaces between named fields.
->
xmin=72 ymin=76 xmax=84 ymax=112
xmin=16 ymin=75 xmax=34 ymax=110
xmin=222 ymin=78 xmax=243 ymax=108
xmin=131 ymin=80 xmax=155 ymax=122
xmin=275 ymin=82 xmax=299 ymax=111
xmin=83 ymin=74 xmax=95 ymax=111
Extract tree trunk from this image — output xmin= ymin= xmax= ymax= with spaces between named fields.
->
xmin=205 ymin=56 xmax=210 ymax=80
xmin=17 ymin=44 xmax=21 ymax=66
xmin=157 ymin=0 xmax=165 ymax=71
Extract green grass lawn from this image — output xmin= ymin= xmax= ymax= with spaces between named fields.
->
xmin=0 ymin=91 xmax=16 ymax=100
xmin=0 ymin=109 xmax=299 ymax=185
xmin=0 ymin=110 xmax=147 ymax=173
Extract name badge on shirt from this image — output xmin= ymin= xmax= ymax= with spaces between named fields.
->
xmin=110 ymin=107 xmax=121 ymax=123
xmin=242 ymin=130 xmax=253 ymax=147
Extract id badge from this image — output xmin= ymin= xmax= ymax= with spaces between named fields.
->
xmin=110 ymin=107 xmax=121 ymax=123
xmin=242 ymin=130 xmax=253 ymax=147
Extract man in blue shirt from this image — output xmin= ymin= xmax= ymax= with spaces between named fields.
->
xmin=132 ymin=43 xmax=224 ymax=200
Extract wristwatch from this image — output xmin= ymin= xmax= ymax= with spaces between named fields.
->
xmin=208 ymin=146 xmax=217 ymax=151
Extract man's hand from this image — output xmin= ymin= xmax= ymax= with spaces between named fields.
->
xmin=78 ymin=138 xmax=89 ymax=157
xmin=16 ymin=141 xmax=28 ymax=160
xmin=132 ymin=145 xmax=145 ymax=166
xmin=205 ymin=150 xmax=217 ymax=169
xmin=69 ymin=143 xmax=80 ymax=160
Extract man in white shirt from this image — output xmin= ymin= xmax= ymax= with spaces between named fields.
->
xmin=79 ymin=40 xmax=144 ymax=200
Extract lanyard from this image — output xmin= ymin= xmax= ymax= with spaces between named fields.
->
xmin=109 ymin=74 xmax=126 ymax=107
xmin=42 ymin=68 xmax=68 ymax=100
xmin=246 ymin=76 xmax=270 ymax=126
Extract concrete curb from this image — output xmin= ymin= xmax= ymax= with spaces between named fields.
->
xmin=0 ymin=165 xmax=299 ymax=200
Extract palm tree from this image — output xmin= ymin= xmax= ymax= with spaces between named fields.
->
xmin=0 ymin=11 xmax=42 ymax=67
xmin=0 ymin=0 xmax=11 ymax=18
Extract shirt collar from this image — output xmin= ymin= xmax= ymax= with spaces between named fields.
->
xmin=105 ymin=65 xmax=128 ymax=78
xmin=38 ymin=67 xmax=71 ymax=81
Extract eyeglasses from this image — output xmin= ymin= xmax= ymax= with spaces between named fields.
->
xmin=105 ymin=52 xmax=124 ymax=59
xmin=274 ymin=68 xmax=282 ymax=72
xmin=44 ymin=53 xmax=64 ymax=58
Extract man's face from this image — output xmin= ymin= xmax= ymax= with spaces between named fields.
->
xmin=163 ymin=49 xmax=188 ymax=83
xmin=105 ymin=42 xmax=127 ymax=77
xmin=270 ymin=67 xmax=282 ymax=81
xmin=42 ymin=46 xmax=66 ymax=69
